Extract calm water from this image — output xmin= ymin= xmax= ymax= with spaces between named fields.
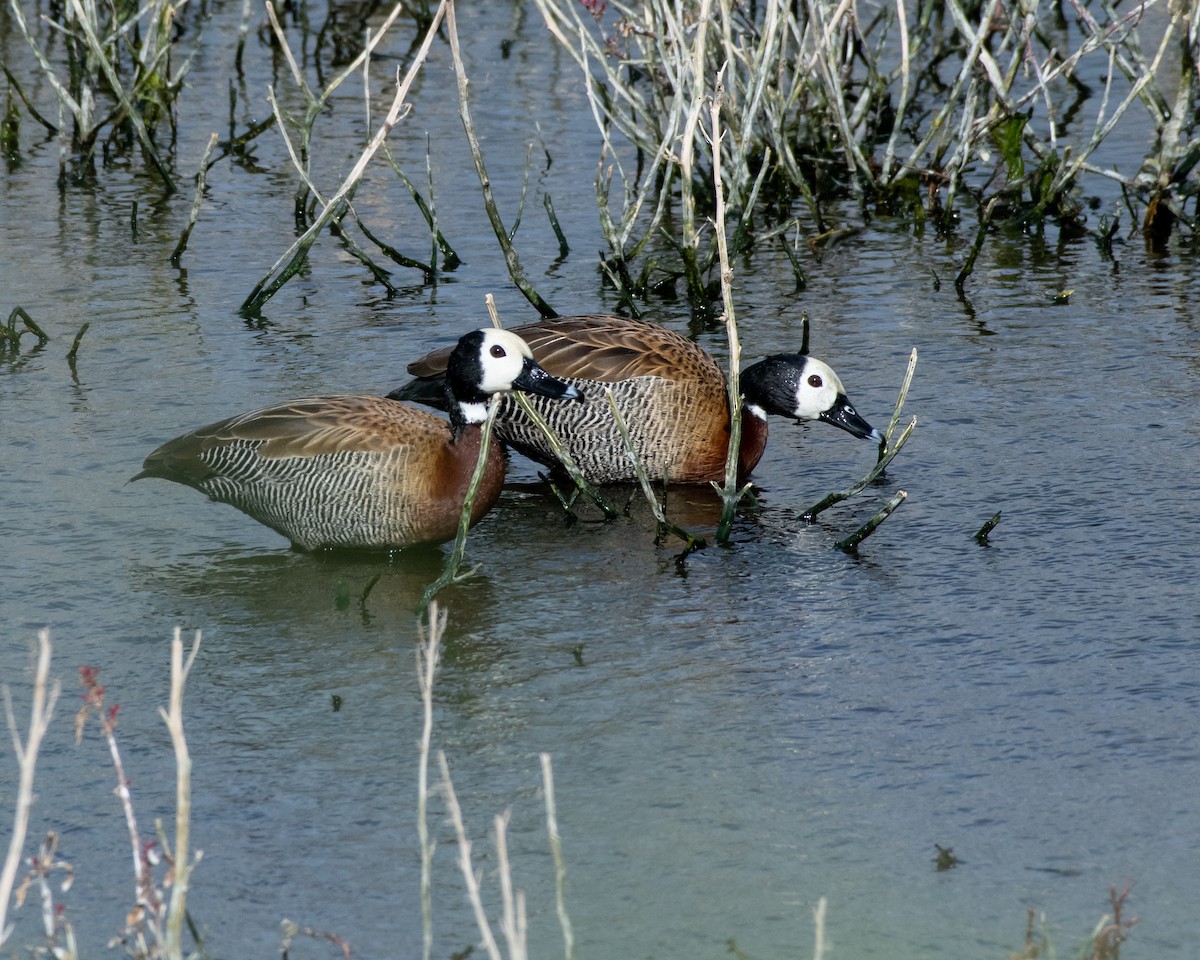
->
xmin=2 ymin=2 xmax=1199 ymax=958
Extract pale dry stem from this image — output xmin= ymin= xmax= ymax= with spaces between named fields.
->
xmin=0 ymin=630 xmax=60 ymax=949
xmin=437 ymin=752 xmax=505 ymax=960
xmin=416 ymin=603 xmax=445 ymax=960
xmin=158 ymin=628 xmax=202 ymax=960
xmin=539 ymin=754 xmax=574 ymax=960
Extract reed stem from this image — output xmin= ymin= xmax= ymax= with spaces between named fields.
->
xmin=418 ymin=401 xmax=498 ymax=612
xmin=540 ymin=754 xmax=575 ymax=960
xmin=604 ymin=389 xmax=705 ymax=555
xmin=974 ymin=511 xmax=1003 ymax=545
xmin=0 ymin=630 xmax=60 ymax=949
xmin=171 ymin=132 xmax=219 ymax=266
xmin=415 ymin=602 xmax=445 ymax=960
xmin=159 ymin=628 xmax=202 ymax=960
xmin=446 ymin=0 xmax=555 ymax=318
xmin=708 ymin=74 xmax=753 ymax=543
xmin=835 ymin=490 xmax=908 ymax=552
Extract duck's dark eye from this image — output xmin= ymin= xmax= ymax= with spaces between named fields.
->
xmin=807 ymin=374 xmax=823 ymax=388
xmin=490 ymin=344 xmax=507 ymax=358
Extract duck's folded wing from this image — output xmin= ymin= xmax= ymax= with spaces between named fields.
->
xmin=135 ymin=397 xmax=442 ymax=486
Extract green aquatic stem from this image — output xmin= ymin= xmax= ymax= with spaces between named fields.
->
xmin=955 ymin=197 xmax=999 ymax=295
xmin=446 ymin=0 xmax=555 ymax=319
xmin=67 ymin=322 xmax=89 ymax=377
xmin=171 ymin=132 xmax=219 ymax=266
xmin=974 ymin=511 xmax=1003 ymax=545
xmin=207 ymin=113 xmax=276 ymax=170
xmin=803 ymin=418 xmax=916 ymax=522
xmin=879 ymin=347 xmax=918 ymax=464
xmin=2 ymin=306 xmax=48 ymax=350
xmin=417 ymin=403 xmax=498 ymax=613
xmin=604 ymin=389 xmax=706 ymax=555
xmin=0 ymin=64 xmax=58 ymax=135
xmin=835 ymin=489 xmax=908 ymax=552
xmin=381 ymin=140 xmax=460 ymax=272
xmin=544 ymin=193 xmax=570 ymax=260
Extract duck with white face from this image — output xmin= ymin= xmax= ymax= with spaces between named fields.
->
xmin=740 ymin=353 xmax=881 ymax=441
xmin=134 ymin=328 xmax=582 ymax=551
xmin=393 ymin=315 xmax=881 ymax=485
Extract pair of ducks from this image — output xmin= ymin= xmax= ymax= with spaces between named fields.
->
xmin=136 ymin=315 xmax=881 ymax=550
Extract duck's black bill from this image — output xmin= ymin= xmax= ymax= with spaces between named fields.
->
xmin=819 ymin=395 xmax=882 ymax=442
xmin=513 ymin=358 xmax=584 ymax=402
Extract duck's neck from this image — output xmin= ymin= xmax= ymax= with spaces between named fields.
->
xmin=736 ymin=402 xmax=770 ymax=477
xmin=448 ymin=396 xmax=491 ymax=441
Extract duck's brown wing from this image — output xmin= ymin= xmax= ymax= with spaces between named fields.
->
xmin=134 ymin=396 xmax=446 ymax=487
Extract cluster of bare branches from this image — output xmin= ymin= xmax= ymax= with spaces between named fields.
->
xmin=1 ymin=630 xmax=200 ymax=960
xmin=535 ymin=0 xmax=1198 ymax=311
xmin=4 ymin=0 xmax=198 ymax=189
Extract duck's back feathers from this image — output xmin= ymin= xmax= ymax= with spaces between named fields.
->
xmin=403 ymin=315 xmax=722 ymax=385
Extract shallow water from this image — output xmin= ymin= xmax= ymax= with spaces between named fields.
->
xmin=2 ymin=2 xmax=1199 ymax=958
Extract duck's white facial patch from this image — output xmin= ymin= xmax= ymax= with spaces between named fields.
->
xmin=791 ymin=357 xmax=847 ymax=420
xmin=476 ymin=328 xmax=535 ymax=395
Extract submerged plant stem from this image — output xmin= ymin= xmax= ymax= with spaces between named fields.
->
xmin=418 ymin=401 xmax=497 ymax=612
xmin=835 ymin=489 xmax=908 ymax=551
xmin=171 ymin=132 xmax=219 ymax=266
xmin=974 ymin=511 xmax=1002 ymax=544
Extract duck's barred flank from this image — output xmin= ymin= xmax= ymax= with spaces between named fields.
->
xmin=198 ymin=442 xmax=418 ymax=550
xmin=494 ymin=377 xmax=725 ymax=484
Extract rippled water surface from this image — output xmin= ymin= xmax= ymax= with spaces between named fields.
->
xmin=2 ymin=2 xmax=1199 ymax=958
